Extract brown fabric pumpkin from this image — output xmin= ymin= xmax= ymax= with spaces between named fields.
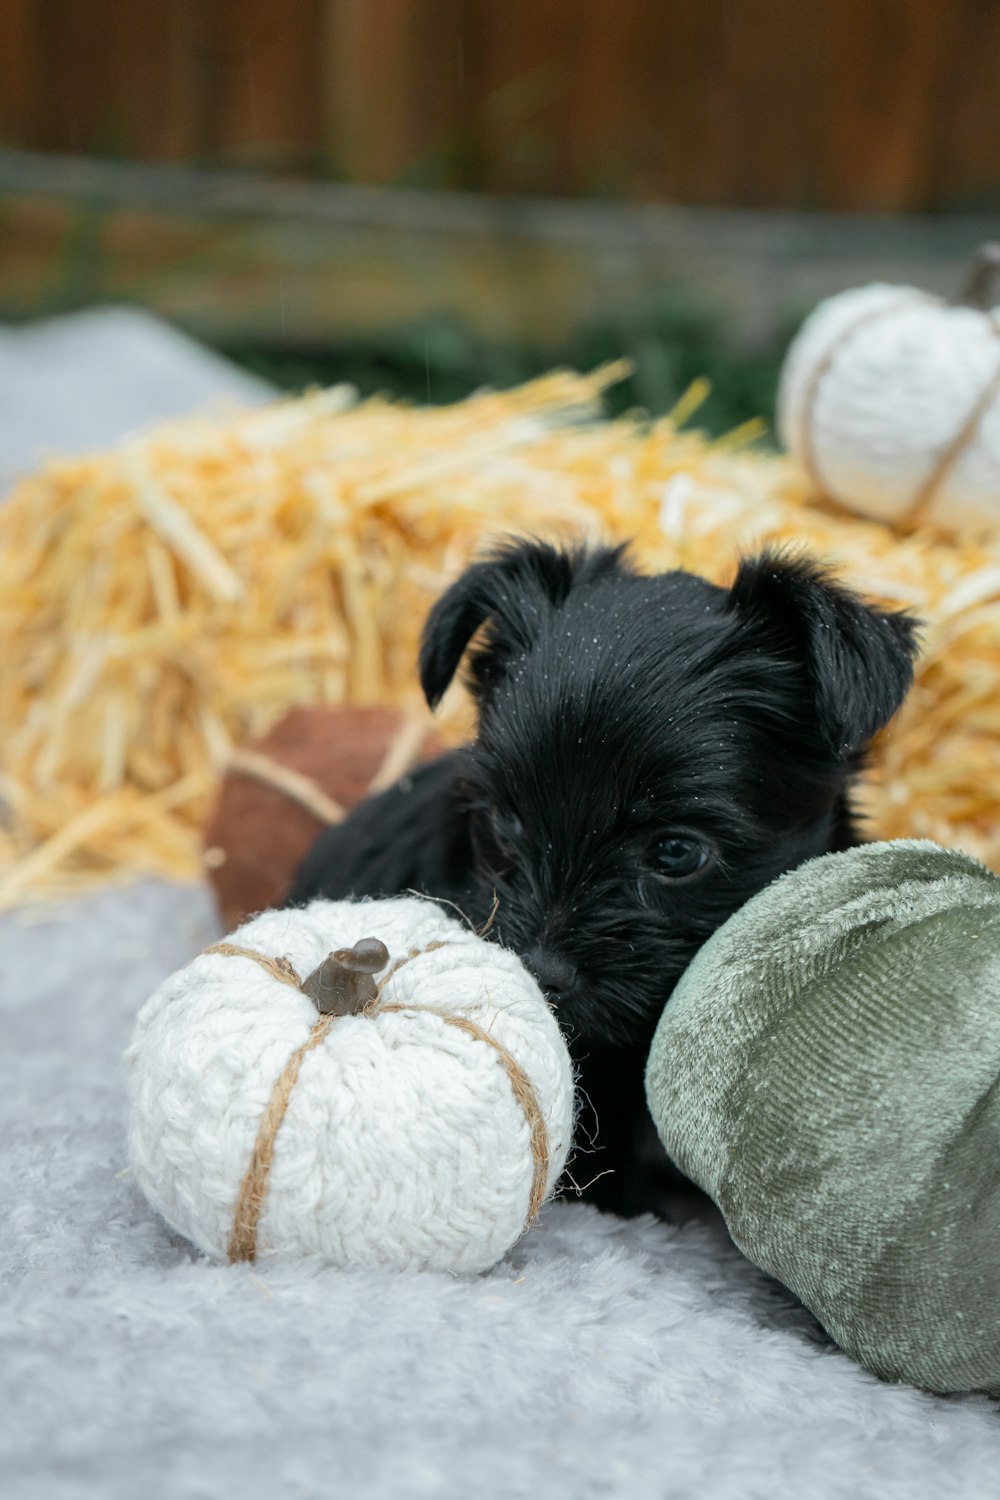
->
xmin=203 ymin=706 xmax=441 ymax=931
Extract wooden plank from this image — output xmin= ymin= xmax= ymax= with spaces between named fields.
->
xmin=321 ymin=0 xmax=419 ymax=181
xmin=157 ymin=1 xmax=214 ymax=162
xmin=314 ymin=0 xmax=1000 ymax=210
xmin=929 ymin=0 xmax=1000 ymax=210
xmin=205 ymin=0 xmax=325 ymax=167
xmin=0 ymin=0 xmax=44 ymax=146
xmin=2 ymin=1 xmax=999 ymax=212
xmin=713 ymin=0 xmax=832 ymax=208
xmin=0 ymin=150 xmax=995 ymax=357
xmin=320 ymin=0 xmax=473 ymax=185
xmin=475 ymin=0 xmax=578 ymax=195
xmin=642 ymin=0 xmax=743 ymax=207
xmin=823 ymin=0 xmax=957 ymax=211
xmin=564 ymin=0 xmax=647 ymax=197
xmin=25 ymin=0 xmax=201 ymax=160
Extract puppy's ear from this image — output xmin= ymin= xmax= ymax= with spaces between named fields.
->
xmin=726 ymin=550 xmax=920 ymax=758
xmin=419 ymin=538 xmax=627 ymax=708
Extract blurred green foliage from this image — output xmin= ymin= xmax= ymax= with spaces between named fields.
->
xmin=223 ymin=296 xmax=798 ymax=441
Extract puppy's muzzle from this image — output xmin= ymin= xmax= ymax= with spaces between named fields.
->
xmin=525 ymin=948 xmax=578 ymax=1004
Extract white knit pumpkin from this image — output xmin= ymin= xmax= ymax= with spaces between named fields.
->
xmin=778 ymin=259 xmax=1000 ymax=529
xmin=126 ymin=896 xmax=575 ymax=1274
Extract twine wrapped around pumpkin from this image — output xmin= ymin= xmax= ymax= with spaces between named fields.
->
xmin=126 ymin=896 xmax=575 ymax=1274
xmin=200 ymin=937 xmax=551 ymax=1263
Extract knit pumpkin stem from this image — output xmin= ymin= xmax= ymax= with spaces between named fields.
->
xmin=951 ymin=243 xmax=1000 ymax=309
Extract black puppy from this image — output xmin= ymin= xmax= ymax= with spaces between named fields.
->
xmin=290 ymin=539 xmax=919 ymax=1215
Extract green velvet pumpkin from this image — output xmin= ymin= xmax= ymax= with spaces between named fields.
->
xmin=645 ymin=840 xmax=1000 ymax=1397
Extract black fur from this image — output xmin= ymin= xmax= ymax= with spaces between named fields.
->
xmin=290 ymin=539 xmax=920 ymax=1216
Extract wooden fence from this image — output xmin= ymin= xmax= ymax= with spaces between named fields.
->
xmin=2 ymin=0 xmax=999 ymax=212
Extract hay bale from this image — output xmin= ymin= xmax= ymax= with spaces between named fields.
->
xmin=2 ymin=363 xmax=1000 ymax=906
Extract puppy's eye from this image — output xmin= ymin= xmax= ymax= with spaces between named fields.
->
xmin=469 ymin=809 xmax=522 ymax=874
xmin=492 ymin=811 xmax=523 ymax=857
xmin=651 ymin=836 xmax=711 ymax=879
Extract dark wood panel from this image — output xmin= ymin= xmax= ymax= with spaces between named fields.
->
xmin=322 ymin=0 xmax=477 ymax=184
xmin=205 ymin=0 xmax=325 ymax=165
xmin=0 ymin=0 xmax=44 ymax=145
xmin=0 ymin=1 xmax=998 ymax=212
xmin=822 ymin=0 xmax=955 ymax=211
xmin=929 ymin=0 xmax=1000 ymax=209
xmin=30 ymin=0 xmax=196 ymax=158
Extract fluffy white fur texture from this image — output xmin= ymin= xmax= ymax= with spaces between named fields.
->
xmin=127 ymin=896 xmax=574 ymax=1272
xmin=2 ymin=880 xmax=998 ymax=1500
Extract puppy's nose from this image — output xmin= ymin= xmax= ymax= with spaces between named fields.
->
xmin=525 ymin=948 xmax=578 ymax=1002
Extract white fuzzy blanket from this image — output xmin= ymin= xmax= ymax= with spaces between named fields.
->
xmin=2 ymin=311 xmax=997 ymax=1494
xmin=2 ymin=879 xmax=997 ymax=1500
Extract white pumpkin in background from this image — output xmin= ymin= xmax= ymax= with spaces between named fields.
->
xmin=778 ymin=245 xmax=1000 ymax=531
xmin=126 ymin=896 xmax=575 ymax=1275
